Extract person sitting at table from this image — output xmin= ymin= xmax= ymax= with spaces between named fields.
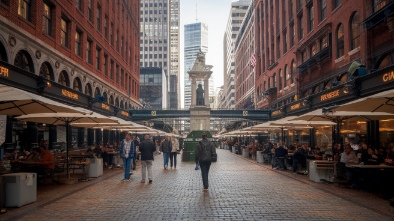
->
xmin=40 ymin=147 xmax=55 ymax=170
xmin=292 ymin=145 xmax=307 ymax=174
xmin=361 ymin=147 xmax=380 ymax=165
xmin=274 ymin=144 xmax=288 ymax=170
xmin=26 ymin=147 xmax=41 ymax=162
xmin=93 ymin=143 xmax=103 ymax=157
xmin=339 ymin=144 xmax=359 ymax=188
xmin=101 ymin=143 xmax=113 ymax=168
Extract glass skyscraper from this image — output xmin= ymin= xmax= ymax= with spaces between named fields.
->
xmin=183 ymin=22 xmax=209 ymax=109
xmin=140 ymin=0 xmax=180 ymax=109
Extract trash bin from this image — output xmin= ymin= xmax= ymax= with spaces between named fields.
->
xmin=242 ymin=148 xmax=249 ymax=158
xmin=88 ymin=158 xmax=103 ymax=177
xmin=3 ymin=173 xmax=37 ymax=207
xmin=182 ymin=130 xmax=212 ymax=162
xmin=256 ymin=151 xmax=264 ymax=163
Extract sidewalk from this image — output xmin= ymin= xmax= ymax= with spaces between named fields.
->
xmin=1 ymin=149 xmax=393 ymax=221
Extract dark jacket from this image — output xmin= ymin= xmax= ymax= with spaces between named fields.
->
xmin=195 ymin=139 xmax=216 ymax=163
xmin=160 ymin=140 xmax=172 ymax=153
xmin=139 ymin=139 xmax=156 ymax=161
xmin=275 ymin=146 xmax=288 ymax=158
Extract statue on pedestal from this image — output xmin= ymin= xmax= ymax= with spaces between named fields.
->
xmin=196 ymin=83 xmax=204 ymax=105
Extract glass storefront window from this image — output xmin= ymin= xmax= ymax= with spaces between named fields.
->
xmin=341 ymin=120 xmax=367 ymax=146
xmin=315 ymin=125 xmax=332 ymax=149
xmin=379 ymin=119 xmax=394 ymax=145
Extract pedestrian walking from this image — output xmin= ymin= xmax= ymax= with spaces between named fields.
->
xmin=119 ymin=133 xmax=135 ymax=181
xmin=170 ymin=136 xmax=179 ymax=169
xmin=195 ymin=132 xmax=216 ymax=190
xmin=160 ymin=136 xmax=172 ymax=169
xmin=139 ymin=134 xmax=156 ymax=184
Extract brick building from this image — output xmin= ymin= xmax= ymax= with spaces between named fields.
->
xmin=252 ymin=0 xmax=394 ymax=147
xmin=253 ymin=0 xmax=368 ymax=113
xmin=0 ymin=0 xmax=140 ymax=148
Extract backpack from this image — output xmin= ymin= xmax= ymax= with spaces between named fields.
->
xmin=199 ymin=141 xmax=212 ymax=161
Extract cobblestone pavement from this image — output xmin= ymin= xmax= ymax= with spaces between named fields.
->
xmin=2 ymin=149 xmax=394 ymax=221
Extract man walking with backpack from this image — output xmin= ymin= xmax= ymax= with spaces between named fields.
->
xmin=195 ymin=132 xmax=216 ymax=191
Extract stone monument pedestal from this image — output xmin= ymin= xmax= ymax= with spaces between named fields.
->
xmin=189 ymin=106 xmax=211 ymax=131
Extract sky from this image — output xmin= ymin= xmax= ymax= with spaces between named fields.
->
xmin=179 ymin=0 xmax=235 ymax=105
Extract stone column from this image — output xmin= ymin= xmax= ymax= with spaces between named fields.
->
xmin=204 ymin=78 xmax=209 ymax=107
xmin=191 ymin=77 xmax=197 ymax=106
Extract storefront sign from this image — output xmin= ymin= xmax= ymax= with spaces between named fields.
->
xmin=321 ymin=90 xmax=340 ymax=101
xmin=61 ymin=89 xmax=78 ymax=100
xmin=290 ymin=103 xmax=301 ymax=110
xmin=0 ymin=66 xmax=9 ymax=77
xmin=101 ymin=103 xmax=110 ymax=110
xmin=272 ymin=110 xmax=282 ymax=116
xmin=121 ymin=111 xmax=129 ymax=117
xmin=382 ymin=70 xmax=394 ymax=83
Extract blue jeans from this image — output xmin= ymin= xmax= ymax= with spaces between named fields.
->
xmin=122 ymin=157 xmax=132 ymax=179
xmin=163 ymin=153 xmax=170 ymax=168
xmin=199 ymin=160 xmax=212 ymax=189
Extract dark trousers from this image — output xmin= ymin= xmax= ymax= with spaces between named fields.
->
xmin=199 ymin=160 xmax=212 ymax=189
xmin=170 ymin=152 xmax=177 ymax=168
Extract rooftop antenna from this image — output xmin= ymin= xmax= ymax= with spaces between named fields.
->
xmin=196 ymin=3 xmax=198 ymax=22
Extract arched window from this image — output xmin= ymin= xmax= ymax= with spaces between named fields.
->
xmin=115 ymin=97 xmax=119 ymax=107
xmin=102 ymin=92 xmax=108 ymax=102
xmin=39 ymin=62 xmax=54 ymax=80
xmin=14 ymin=50 xmax=34 ymax=72
xmin=350 ymin=12 xmax=360 ymax=50
xmin=94 ymin=87 xmax=101 ymax=98
xmin=268 ymin=77 xmax=271 ymax=88
xmin=263 ymin=81 xmax=266 ymax=92
xmin=85 ymin=83 xmax=93 ymax=97
xmin=291 ymin=60 xmax=296 ymax=84
xmin=73 ymin=77 xmax=82 ymax=92
xmin=58 ymin=71 xmax=69 ymax=86
xmin=109 ymin=95 xmax=114 ymax=105
xmin=284 ymin=65 xmax=288 ymax=87
xmin=0 ymin=41 xmax=8 ymax=62
xmin=278 ymin=69 xmax=282 ymax=90
xmin=273 ymin=73 xmax=277 ymax=88
xmin=124 ymin=102 xmax=128 ymax=110
xmin=339 ymin=73 xmax=348 ymax=83
xmin=336 ymin=23 xmax=344 ymax=58
xmin=377 ymin=53 xmax=394 ymax=69
xmin=120 ymin=100 xmax=124 ymax=109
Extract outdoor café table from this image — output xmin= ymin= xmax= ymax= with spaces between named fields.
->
xmin=69 ymin=155 xmax=91 ymax=180
xmin=346 ymin=164 xmax=394 ymax=195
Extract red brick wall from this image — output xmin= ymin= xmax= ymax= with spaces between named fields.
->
xmin=0 ymin=0 xmax=140 ymax=103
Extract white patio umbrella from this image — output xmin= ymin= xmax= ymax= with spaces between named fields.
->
xmin=271 ymin=116 xmax=336 ymax=126
xmin=331 ymin=88 xmax=394 ymax=113
xmin=16 ymin=112 xmax=118 ymax=178
xmin=0 ymin=84 xmax=87 ymax=115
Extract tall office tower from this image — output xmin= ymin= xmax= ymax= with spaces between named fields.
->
xmin=223 ymin=0 xmax=251 ymax=109
xmin=140 ymin=0 xmax=180 ymax=109
xmin=184 ymin=22 xmax=208 ymax=109
xmin=169 ymin=0 xmax=180 ymax=109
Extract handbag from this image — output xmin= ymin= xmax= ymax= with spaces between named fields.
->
xmin=211 ymin=153 xmax=217 ymax=162
xmin=195 ymin=162 xmax=200 ymax=170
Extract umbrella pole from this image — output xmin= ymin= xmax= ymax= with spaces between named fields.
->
xmin=66 ymin=121 xmax=70 ymax=179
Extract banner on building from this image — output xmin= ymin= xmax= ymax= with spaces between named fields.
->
xmin=0 ymin=115 xmax=6 ymax=146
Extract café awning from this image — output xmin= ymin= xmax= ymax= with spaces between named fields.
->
xmin=0 ymin=84 xmax=87 ymax=115
xmin=332 ymin=88 xmax=394 ymax=113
